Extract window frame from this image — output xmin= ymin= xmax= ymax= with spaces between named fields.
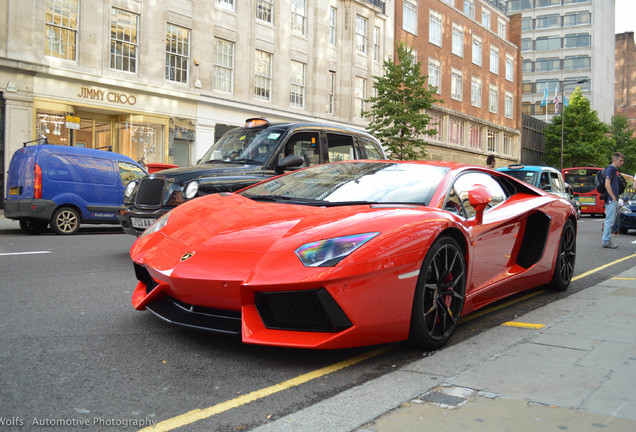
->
xmin=109 ymin=7 xmax=139 ymax=74
xmin=254 ymin=49 xmax=272 ymax=101
xmin=45 ymin=0 xmax=79 ymax=61
xmin=165 ymin=23 xmax=190 ymax=84
xmin=213 ymin=38 xmax=235 ymax=93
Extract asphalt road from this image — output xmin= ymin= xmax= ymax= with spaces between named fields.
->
xmin=0 ymin=215 xmax=634 ymax=431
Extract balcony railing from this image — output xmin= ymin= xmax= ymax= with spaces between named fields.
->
xmin=485 ymin=0 xmax=506 ymax=13
xmin=363 ymin=0 xmax=385 ymax=14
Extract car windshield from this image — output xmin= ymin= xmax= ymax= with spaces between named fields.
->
xmin=502 ymin=170 xmax=538 ymax=186
xmin=563 ymin=170 xmax=597 ymax=193
xmin=241 ymin=162 xmax=449 ymax=206
xmin=198 ymin=127 xmax=286 ymax=165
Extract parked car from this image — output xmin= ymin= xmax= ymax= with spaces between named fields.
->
xmin=496 ymin=164 xmax=570 ymax=201
xmin=4 ymin=143 xmax=146 ymax=235
xmin=618 ymin=192 xmax=636 ymax=234
xmin=130 ymin=160 xmax=577 ymax=350
xmin=118 ymin=118 xmax=387 ymax=236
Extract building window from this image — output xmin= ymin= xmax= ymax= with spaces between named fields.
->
xmin=216 ymin=0 xmax=234 ymax=11
xmin=373 ymin=26 xmax=381 ymax=61
xmin=564 ymin=11 xmax=591 ymax=27
xmin=535 ymin=57 xmax=560 ymax=72
xmin=213 ymin=38 xmax=234 ymax=93
xmin=503 ymin=133 xmax=513 ymax=156
xmin=564 ymin=55 xmax=591 ymax=70
xmin=505 ymin=55 xmax=514 ymax=81
xmin=165 ymin=24 xmax=190 ymax=83
xmin=487 ymin=128 xmax=498 ymax=153
xmin=522 ymin=81 xmax=533 ymax=94
xmin=452 ymin=25 xmax=464 ymax=57
xmin=472 ymin=36 xmax=482 ymax=66
xmin=356 ymin=15 xmax=368 ymax=54
xmin=522 ymin=102 xmax=532 ymax=115
xmin=254 ymin=50 xmax=272 ymax=100
xmin=427 ymin=113 xmax=442 ymax=141
xmin=291 ymin=0 xmax=306 ymax=35
xmin=110 ymin=8 xmax=138 ymax=73
xmin=403 ymin=1 xmax=417 ymax=35
xmin=471 ymin=78 xmax=482 ymax=108
xmin=429 ymin=11 xmax=442 ymax=47
xmin=329 ymin=7 xmax=337 ymax=46
xmin=522 ymin=59 xmax=532 ymax=73
xmin=256 ymin=0 xmax=273 ymax=23
xmin=481 ymin=9 xmax=491 ymax=30
xmin=521 ymin=38 xmax=532 ymax=52
xmin=488 ymin=86 xmax=498 ymax=113
xmin=565 ymin=0 xmax=590 ymax=4
xmin=498 ymin=21 xmax=506 ymax=39
xmin=327 ymin=71 xmax=335 ymax=114
xmin=505 ymin=93 xmax=513 ymax=119
xmin=449 ymin=118 xmax=464 ymax=146
xmin=490 ymin=47 xmax=499 ymax=75
xmin=507 ymin=0 xmax=532 ymax=11
xmin=428 ymin=59 xmax=441 ymax=93
xmin=564 ymin=77 xmax=591 ymax=91
xmin=537 ymin=0 xmax=560 ymax=7
xmin=354 ymin=76 xmax=367 ymax=117
xmin=290 ymin=61 xmax=306 ymax=108
xmin=451 ymin=69 xmax=463 ymax=101
xmin=464 ymin=1 xmax=475 ymax=19
xmin=536 ymin=79 xmax=559 ymax=94
xmin=521 ymin=17 xmax=533 ymax=31
xmin=469 ymin=124 xmax=482 ymax=150
xmin=564 ymin=33 xmax=591 ymax=48
xmin=536 ymin=36 xmax=561 ymax=51
xmin=45 ymin=0 xmax=78 ymax=60
xmin=536 ymin=14 xmax=560 ymax=29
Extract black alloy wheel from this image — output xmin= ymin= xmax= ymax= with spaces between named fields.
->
xmin=51 ymin=207 xmax=81 ymax=235
xmin=410 ymin=236 xmax=466 ymax=351
xmin=549 ymin=219 xmax=576 ymax=291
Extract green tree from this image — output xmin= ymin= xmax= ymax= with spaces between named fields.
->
xmin=364 ymin=43 xmax=443 ymax=160
xmin=543 ymin=87 xmax=607 ymax=169
xmin=606 ymin=113 xmax=636 ymax=175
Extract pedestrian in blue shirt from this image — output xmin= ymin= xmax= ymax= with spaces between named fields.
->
xmin=602 ymin=152 xmax=625 ymax=248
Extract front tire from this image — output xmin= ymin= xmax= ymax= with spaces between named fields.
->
xmin=549 ymin=219 xmax=576 ymax=291
xmin=409 ymin=236 xmax=466 ymax=351
xmin=51 ymin=207 xmax=81 ymax=235
xmin=19 ymin=218 xmax=48 ymax=235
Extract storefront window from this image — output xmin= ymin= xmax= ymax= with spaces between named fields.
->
xmin=37 ymin=113 xmax=69 ymax=145
xmin=116 ymin=116 xmax=166 ymax=165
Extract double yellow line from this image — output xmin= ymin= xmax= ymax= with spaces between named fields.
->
xmin=142 ymin=253 xmax=636 ymax=431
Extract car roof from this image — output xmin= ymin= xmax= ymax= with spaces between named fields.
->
xmin=497 ymin=164 xmax=558 ymax=173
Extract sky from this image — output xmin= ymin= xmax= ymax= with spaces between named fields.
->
xmin=615 ymin=0 xmax=636 ymax=34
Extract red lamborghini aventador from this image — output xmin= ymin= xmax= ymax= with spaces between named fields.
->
xmin=130 ymin=160 xmax=577 ymax=350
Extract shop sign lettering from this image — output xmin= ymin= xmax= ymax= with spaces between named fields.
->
xmin=77 ymin=87 xmax=137 ymax=105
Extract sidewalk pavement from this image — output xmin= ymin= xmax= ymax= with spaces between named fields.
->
xmin=253 ymin=265 xmax=636 ymax=432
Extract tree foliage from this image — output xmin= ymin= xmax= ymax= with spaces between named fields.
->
xmin=543 ymin=88 xmax=607 ymax=169
xmin=606 ymin=113 xmax=636 ymax=176
xmin=364 ymin=43 xmax=443 ymax=160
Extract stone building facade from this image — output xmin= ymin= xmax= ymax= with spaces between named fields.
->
xmin=615 ymin=32 xmax=636 ymax=137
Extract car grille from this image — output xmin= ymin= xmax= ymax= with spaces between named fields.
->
xmin=135 ymin=177 xmax=165 ymax=207
xmin=255 ymin=288 xmax=352 ymax=332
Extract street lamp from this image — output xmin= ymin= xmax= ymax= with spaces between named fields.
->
xmin=560 ymin=79 xmax=590 ymax=171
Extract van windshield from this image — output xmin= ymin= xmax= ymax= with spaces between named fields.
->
xmin=198 ymin=127 xmax=286 ymax=165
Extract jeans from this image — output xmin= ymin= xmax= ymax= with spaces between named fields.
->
xmin=602 ymin=200 xmax=618 ymax=245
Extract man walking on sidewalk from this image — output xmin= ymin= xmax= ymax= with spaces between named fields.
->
xmin=602 ymin=152 xmax=625 ymax=249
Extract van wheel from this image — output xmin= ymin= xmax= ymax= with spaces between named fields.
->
xmin=19 ymin=219 xmax=48 ymax=235
xmin=51 ymin=207 xmax=80 ymax=235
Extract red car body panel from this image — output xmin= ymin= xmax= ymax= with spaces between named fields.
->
xmin=130 ymin=161 xmax=576 ymax=349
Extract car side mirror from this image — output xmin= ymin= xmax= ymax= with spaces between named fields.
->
xmin=275 ymin=155 xmax=304 ymax=174
xmin=468 ymin=184 xmax=491 ymax=225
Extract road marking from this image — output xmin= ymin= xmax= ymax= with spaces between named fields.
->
xmin=139 ymin=345 xmax=394 ymax=432
xmin=0 ymin=251 xmax=51 ymax=256
xmin=501 ymin=321 xmax=546 ymax=329
xmin=142 ymin=253 xmax=636 ymax=431
xmin=612 ymin=277 xmax=635 ymax=280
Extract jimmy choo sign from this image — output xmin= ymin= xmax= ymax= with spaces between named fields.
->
xmin=77 ymin=87 xmax=137 ymax=105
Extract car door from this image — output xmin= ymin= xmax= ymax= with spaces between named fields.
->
xmin=282 ymin=131 xmax=321 ymax=167
xmin=446 ymin=172 xmax=520 ymax=294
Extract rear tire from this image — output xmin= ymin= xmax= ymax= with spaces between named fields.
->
xmin=19 ymin=218 xmax=48 ymax=235
xmin=51 ymin=207 xmax=81 ymax=235
xmin=409 ymin=236 xmax=466 ymax=351
xmin=549 ymin=219 xmax=576 ymax=292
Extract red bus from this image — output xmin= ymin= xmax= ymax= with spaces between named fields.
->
xmin=562 ymin=167 xmax=605 ymax=216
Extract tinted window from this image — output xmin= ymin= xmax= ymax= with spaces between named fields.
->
xmin=284 ymin=132 xmax=320 ymax=167
xmin=326 ymin=133 xmax=356 ymax=162
xmin=119 ymin=161 xmax=146 ymax=186
xmin=361 ymin=137 xmax=385 ymax=160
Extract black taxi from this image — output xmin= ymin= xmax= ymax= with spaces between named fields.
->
xmin=118 ymin=118 xmax=386 ymax=236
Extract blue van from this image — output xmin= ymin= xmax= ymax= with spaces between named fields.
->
xmin=4 ymin=144 xmax=146 ymax=235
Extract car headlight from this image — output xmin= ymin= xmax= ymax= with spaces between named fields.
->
xmin=124 ymin=180 xmax=138 ymax=200
xmin=184 ymin=181 xmax=199 ymax=200
xmin=140 ymin=212 xmax=170 ymax=238
xmin=295 ymin=232 xmax=379 ymax=267
xmin=619 ymin=205 xmax=630 ymax=214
